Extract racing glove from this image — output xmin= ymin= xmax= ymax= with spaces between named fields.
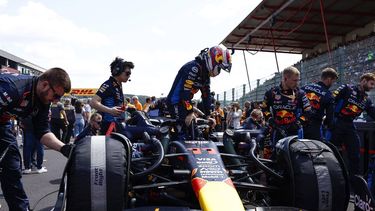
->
xmin=60 ymin=143 xmax=75 ymax=158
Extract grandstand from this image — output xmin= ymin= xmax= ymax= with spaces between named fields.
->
xmin=0 ymin=49 xmax=45 ymax=75
xmin=220 ymin=0 xmax=375 ymax=104
xmin=245 ymin=35 xmax=375 ymax=102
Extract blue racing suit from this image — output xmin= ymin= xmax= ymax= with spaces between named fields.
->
xmin=331 ymin=84 xmax=375 ymax=179
xmin=261 ymin=85 xmax=311 ymax=146
xmin=166 ymin=58 xmax=211 ymax=136
xmin=0 ymin=73 xmax=51 ymax=211
xmin=302 ymin=81 xmax=334 ymax=140
xmin=95 ymin=76 xmax=125 ymax=135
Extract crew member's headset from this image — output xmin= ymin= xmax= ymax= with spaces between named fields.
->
xmin=111 ymin=57 xmax=134 ymax=76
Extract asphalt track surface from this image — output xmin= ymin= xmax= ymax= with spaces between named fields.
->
xmin=0 ymin=147 xmax=66 ymax=211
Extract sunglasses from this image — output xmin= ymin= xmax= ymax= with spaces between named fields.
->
xmin=125 ymin=71 xmax=131 ymax=76
xmin=93 ymin=120 xmax=102 ymax=124
xmin=50 ymin=85 xmax=63 ymax=100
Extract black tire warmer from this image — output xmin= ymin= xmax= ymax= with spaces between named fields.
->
xmin=66 ymin=135 xmax=128 ymax=211
xmin=276 ymin=136 xmax=350 ymax=211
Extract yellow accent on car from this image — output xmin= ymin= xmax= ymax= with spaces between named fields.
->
xmin=197 ymin=182 xmax=244 ymax=211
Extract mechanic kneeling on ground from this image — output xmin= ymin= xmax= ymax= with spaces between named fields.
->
xmin=0 ymin=68 xmax=74 ymax=211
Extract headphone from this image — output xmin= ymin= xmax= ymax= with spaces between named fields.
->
xmin=110 ymin=57 xmax=135 ymax=76
xmin=111 ymin=57 xmax=125 ymax=76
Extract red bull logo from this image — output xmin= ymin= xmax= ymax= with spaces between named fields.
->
xmin=342 ymin=104 xmax=362 ymax=116
xmin=275 ymin=110 xmax=296 ymax=125
xmin=306 ymin=92 xmax=321 ymax=109
xmin=184 ymin=101 xmax=193 ymax=111
xmin=214 ymin=52 xmax=223 ymax=63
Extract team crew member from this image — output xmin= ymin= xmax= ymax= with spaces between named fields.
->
xmin=90 ymin=57 xmax=134 ymax=135
xmin=50 ymin=99 xmax=68 ymax=140
xmin=75 ymin=112 xmax=102 ymax=142
xmin=166 ymin=46 xmax=232 ymax=137
xmin=302 ymin=68 xmax=338 ymax=140
xmin=261 ymin=66 xmax=311 ymax=146
xmin=0 ymin=68 xmax=73 ymax=210
xmin=242 ymin=109 xmax=266 ymax=152
xmin=212 ymin=101 xmax=224 ymax=131
xmin=331 ymin=72 xmax=375 ymax=180
xmin=132 ymin=96 xmax=142 ymax=111
xmin=243 ymin=109 xmax=265 ymax=130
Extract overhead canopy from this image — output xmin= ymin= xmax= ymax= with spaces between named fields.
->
xmin=221 ymin=0 xmax=375 ymax=54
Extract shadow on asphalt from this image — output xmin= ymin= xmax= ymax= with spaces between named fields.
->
xmin=49 ymin=178 xmax=61 ymax=185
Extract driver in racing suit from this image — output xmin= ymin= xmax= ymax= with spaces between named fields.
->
xmin=261 ymin=66 xmax=311 ymax=146
xmin=331 ymin=72 xmax=375 ymax=181
xmin=166 ymin=46 xmax=232 ymax=138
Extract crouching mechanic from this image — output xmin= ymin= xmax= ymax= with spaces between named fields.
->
xmin=74 ymin=112 xmax=102 ymax=142
xmin=166 ymin=46 xmax=232 ymax=139
xmin=0 ymin=68 xmax=73 ymax=211
xmin=90 ymin=57 xmax=134 ymax=135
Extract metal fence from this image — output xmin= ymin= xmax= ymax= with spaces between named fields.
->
xmin=217 ymin=35 xmax=375 ymax=107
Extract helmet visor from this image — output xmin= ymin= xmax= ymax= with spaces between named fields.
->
xmin=219 ymin=62 xmax=232 ymax=73
xmin=220 ymin=49 xmax=232 ymax=73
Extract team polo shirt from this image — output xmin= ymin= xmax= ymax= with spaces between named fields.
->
xmin=95 ymin=76 xmax=124 ymax=122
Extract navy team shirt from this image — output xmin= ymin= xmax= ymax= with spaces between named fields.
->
xmin=302 ymin=81 xmax=334 ymax=125
xmin=333 ymin=84 xmax=375 ymax=121
xmin=0 ymin=73 xmax=50 ymax=140
xmin=95 ymin=76 xmax=124 ymax=122
xmin=261 ymin=85 xmax=311 ymax=127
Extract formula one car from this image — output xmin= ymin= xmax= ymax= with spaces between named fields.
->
xmin=53 ymin=111 xmax=353 ymax=211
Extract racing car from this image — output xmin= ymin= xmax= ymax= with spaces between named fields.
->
xmin=53 ymin=111 xmax=355 ymax=211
